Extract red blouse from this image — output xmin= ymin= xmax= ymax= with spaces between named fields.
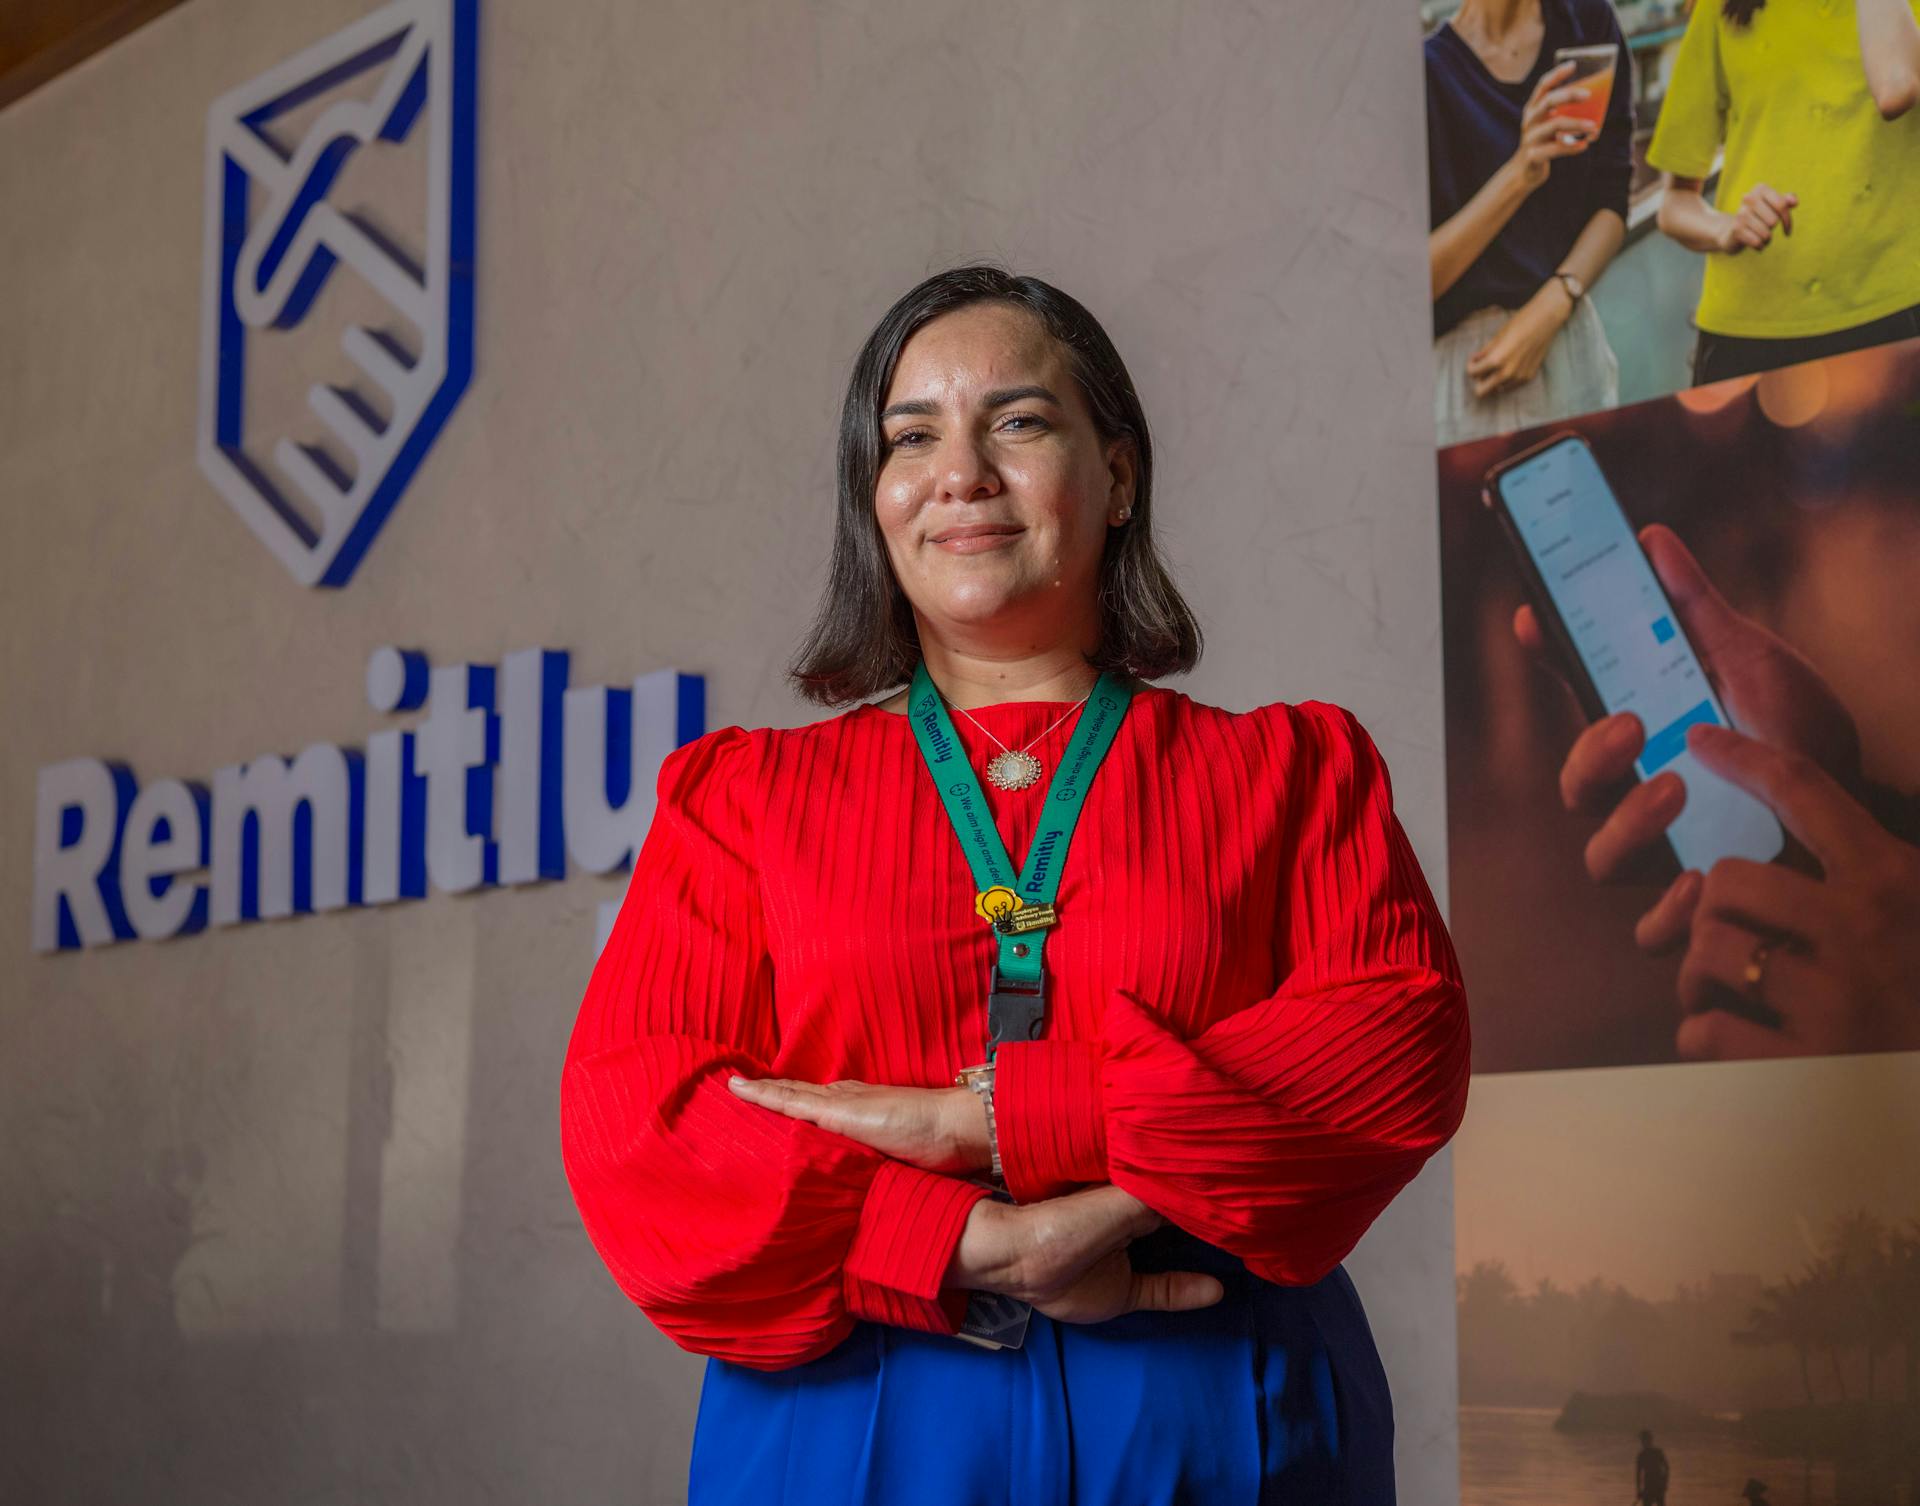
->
xmin=559 ymin=688 xmax=1470 ymax=1372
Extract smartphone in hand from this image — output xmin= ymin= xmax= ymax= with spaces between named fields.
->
xmin=1483 ymin=432 xmax=1784 ymax=874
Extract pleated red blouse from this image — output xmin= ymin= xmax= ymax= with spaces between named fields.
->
xmin=559 ymin=687 xmax=1470 ymax=1372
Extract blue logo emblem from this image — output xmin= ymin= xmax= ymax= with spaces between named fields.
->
xmin=197 ymin=0 xmax=477 ymax=587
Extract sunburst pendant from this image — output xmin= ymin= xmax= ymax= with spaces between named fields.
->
xmin=985 ymin=750 xmax=1044 ymax=792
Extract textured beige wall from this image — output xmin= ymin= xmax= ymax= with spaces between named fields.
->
xmin=0 ymin=0 xmax=1455 ymax=1499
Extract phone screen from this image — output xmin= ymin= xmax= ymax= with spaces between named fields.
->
xmin=1494 ymin=436 xmax=1784 ymax=873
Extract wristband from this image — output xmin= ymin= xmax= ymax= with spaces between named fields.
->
xmin=955 ymin=1063 xmax=1002 ymax=1183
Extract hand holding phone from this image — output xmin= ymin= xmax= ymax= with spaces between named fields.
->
xmin=1518 ymin=527 xmax=1867 ymax=948
xmin=1485 ymin=437 xmax=1811 ymax=934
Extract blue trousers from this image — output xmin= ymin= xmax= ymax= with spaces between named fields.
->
xmin=689 ymin=1227 xmax=1396 ymax=1505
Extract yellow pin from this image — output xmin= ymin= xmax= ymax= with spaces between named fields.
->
xmin=974 ymin=886 xmax=1022 ymax=926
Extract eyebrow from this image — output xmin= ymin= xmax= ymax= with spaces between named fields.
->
xmin=878 ymin=384 xmax=1065 ymax=422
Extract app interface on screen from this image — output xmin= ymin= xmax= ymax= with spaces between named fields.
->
xmin=1499 ymin=439 xmax=1782 ymax=871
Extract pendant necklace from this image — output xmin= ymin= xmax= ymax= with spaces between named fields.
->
xmin=946 ymin=689 xmax=1092 ymax=792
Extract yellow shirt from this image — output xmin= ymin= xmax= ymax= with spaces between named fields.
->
xmin=1647 ymin=0 xmax=1920 ymax=338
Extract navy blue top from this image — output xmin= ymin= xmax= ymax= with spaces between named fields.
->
xmin=1426 ymin=0 xmax=1634 ymax=338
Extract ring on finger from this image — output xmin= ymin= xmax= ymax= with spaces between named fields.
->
xmin=1742 ymin=939 xmax=1773 ymax=1003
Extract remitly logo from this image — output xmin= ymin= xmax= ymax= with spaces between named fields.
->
xmin=31 ymin=649 xmax=703 ymax=953
xmin=197 ymin=0 xmax=477 ymax=587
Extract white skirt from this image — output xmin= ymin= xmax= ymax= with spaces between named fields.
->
xmin=1433 ymin=295 xmax=1619 ymax=449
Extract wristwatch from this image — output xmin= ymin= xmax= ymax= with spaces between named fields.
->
xmin=955 ymin=1063 xmax=1002 ymax=1183
xmin=1552 ymin=269 xmax=1586 ymax=304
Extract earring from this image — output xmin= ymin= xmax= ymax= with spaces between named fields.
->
xmin=1114 ymin=507 xmax=1132 ymax=524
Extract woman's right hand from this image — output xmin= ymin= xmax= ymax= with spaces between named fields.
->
xmin=946 ymin=1183 xmax=1224 ymax=1325
xmin=1509 ymin=62 xmax=1599 ymax=193
xmin=1714 ymin=182 xmax=1798 ymax=254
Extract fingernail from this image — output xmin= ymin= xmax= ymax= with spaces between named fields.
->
xmin=1687 ymin=722 xmax=1726 ymax=750
xmin=728 ymin=1076 xmax=748 ymax=1088
xmin=1608 ymin=716 xmax=1640 ymax=751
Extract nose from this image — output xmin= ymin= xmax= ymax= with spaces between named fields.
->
xmin=933 ymin=431 xmax=1001 ymax=504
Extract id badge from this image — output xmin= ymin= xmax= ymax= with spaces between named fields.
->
xmin=954 ymin=1186 xmax=1031 ymax=1350
xmin=956 ymin=1290 xmax=1032 ymax=1351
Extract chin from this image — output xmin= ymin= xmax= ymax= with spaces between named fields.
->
xmin=924 ymin=575 xmax=1035 ymax=628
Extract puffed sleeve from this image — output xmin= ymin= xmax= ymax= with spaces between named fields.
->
xmin=990 ymin=703 xmax=1470 ymax=1287
xmin=560 ymin=728 xmax=992 ymax=1370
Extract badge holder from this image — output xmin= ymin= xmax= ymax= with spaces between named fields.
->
xmin=957 ymin=1287 xmax=1034 ymax=1350
xmin=956 ymin=1188 xmax=1035 ymax=1351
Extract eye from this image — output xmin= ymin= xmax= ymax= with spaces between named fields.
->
xmin=997 ymin=412 xmax=1048 ymax=434
xmin=886 ymin=427 xmax=933 ymax=451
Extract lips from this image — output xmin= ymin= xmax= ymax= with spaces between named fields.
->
xmin=928 ymin=523 xmax=1024 ymax=545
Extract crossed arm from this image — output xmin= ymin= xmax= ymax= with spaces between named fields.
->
xmin=562 ymin=709 xmax=1470 ymax=1370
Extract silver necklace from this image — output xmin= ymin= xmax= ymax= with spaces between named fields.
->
xmin=946 ymin=690 xmax=1091 ymax=792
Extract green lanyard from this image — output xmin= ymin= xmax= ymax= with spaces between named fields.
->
xmin=907 ymin=662 xmax=1134 ymax=1055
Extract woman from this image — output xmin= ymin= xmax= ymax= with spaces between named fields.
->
xmin=1427 ymin=0 xmax=1634 ymax=446
xmin=1651 ymin=0 xmax=1920 ymax=385
xmin=560 ymin=267 xmax=1471 ymax=1504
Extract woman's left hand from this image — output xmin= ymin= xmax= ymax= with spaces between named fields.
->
xmin=1672 ymin=723 xmax=1920 ymax=1060
xmin=1466 ymin=282 xmax=1573 ymax=398
xmin=727 ymin=1075 xmax=990 ymax=1174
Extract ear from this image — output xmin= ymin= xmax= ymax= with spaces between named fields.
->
xmin=1105 ymin=437 xmax=1138 ymax=525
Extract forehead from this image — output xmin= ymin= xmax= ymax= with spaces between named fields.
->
xmin=883 ymin=302 xmax=1072 ymax=405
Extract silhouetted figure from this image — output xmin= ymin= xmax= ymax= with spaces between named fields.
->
xmin=1635 ymin=1429 xmax=1670 ymax=1506
xmin=1740 ymin=1481 xmax=1770 ymax=1506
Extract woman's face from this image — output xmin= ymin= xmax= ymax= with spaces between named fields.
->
xmin=875 ymin=302 xmax=1133 ymax=646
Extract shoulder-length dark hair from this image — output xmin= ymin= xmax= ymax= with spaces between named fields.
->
xmin=789 ymin=265 xmax=1203 ymax=707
